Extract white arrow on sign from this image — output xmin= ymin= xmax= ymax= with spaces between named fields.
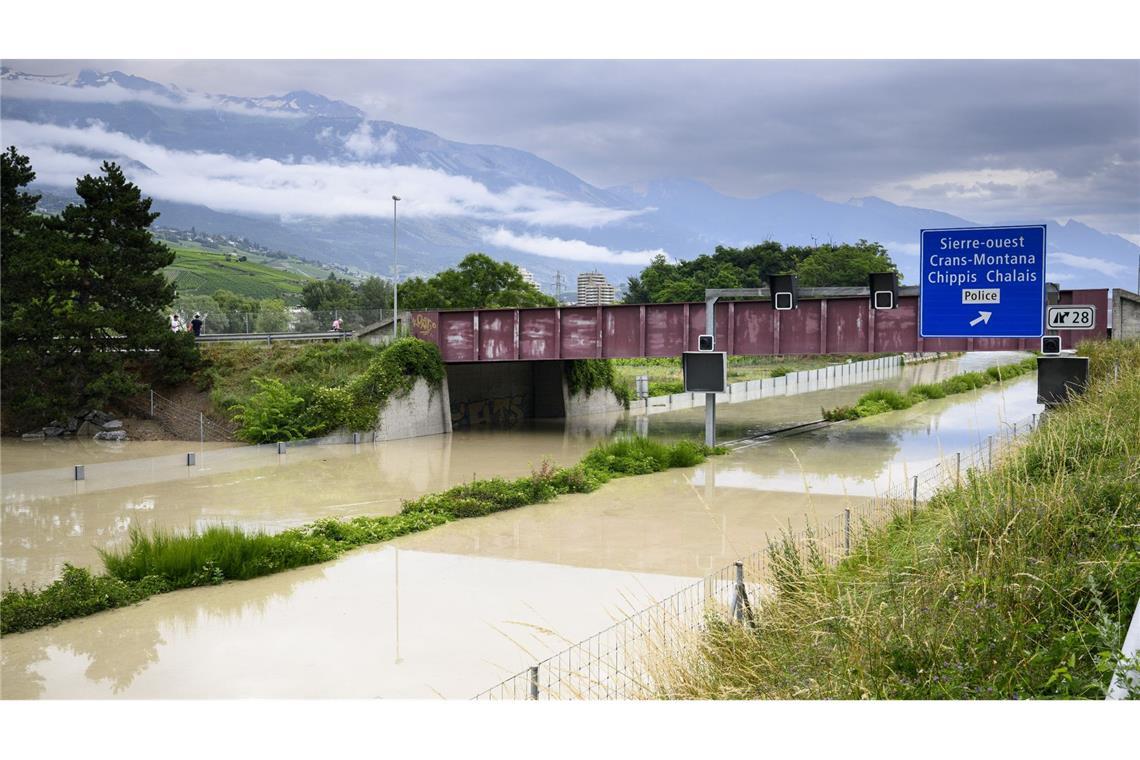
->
xmin=969 ymin=311 xmax=992 ymax=327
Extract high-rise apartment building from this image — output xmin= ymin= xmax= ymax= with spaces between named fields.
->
xmin=517 ymin=266 xmax=539 ymax=289
xmin=577 ymin=271 xmax=616 ymax=305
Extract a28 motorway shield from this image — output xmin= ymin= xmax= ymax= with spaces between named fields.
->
xmin=919 ymin=225 xmax=1046 ymax=338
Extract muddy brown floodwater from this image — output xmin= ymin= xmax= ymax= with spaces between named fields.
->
xmin=1 ymin=352 xmax=1041 ymax=699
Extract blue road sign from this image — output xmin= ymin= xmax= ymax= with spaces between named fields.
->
xmin=920 ymin=225 xmax=1046 ymax=338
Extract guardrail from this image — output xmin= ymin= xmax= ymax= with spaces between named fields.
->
xmin=195 ymin=331 xmax=354 ymax=344
xmin=473 ymin=412 xmax=1041 ymax=700
xmin=1107 ymin=600 xmax=1140 ymax=699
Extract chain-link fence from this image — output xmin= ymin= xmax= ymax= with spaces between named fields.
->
xmin=473 ymin=412 xmax=1042 ymax=700
xmin=124 ymin=389 xmax=239 ymax=442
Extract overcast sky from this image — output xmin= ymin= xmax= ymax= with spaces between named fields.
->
xmin=7 ymin=59 xmax=1140 ymax=242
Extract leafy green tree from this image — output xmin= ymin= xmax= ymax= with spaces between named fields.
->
xmin=399 ymin=253 xmax=556 ymax=309
xmin=0 ymin=151 xmax=198 ymax=428
xmin=207 ymin=289 xmax=261 ymax=332
xmin=793 ymin=240 xmax=899 ymax=286
xmin=622 ymin=240 xmax=896 ymax=303
xmin=395 ymin=276 xmax=441 ymax=311
xmin=254 ymin=298 xmax=290 ymax=332
xmin=174 ymin=295 xmax=222 ymax=330
xmin=301 ymin=278 xmax=360 ymax=311
xmin=357 ymin=276 xmax=394 ymax=312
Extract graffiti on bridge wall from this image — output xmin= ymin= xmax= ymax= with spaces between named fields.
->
xmin=452 ymin=395 xmax=528 ymax=428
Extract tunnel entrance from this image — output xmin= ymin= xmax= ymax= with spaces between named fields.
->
xmin=444 ymin=361 xmax=567 ymax=429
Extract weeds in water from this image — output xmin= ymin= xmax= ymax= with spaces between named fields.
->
xmin=823 ymin=357 xmax=1037 ymax=421
xmin=1 ymin=436 xmax=726 ymax=635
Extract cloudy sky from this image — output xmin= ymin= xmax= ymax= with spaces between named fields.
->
xmin=6 ymin=59 xmax=1140 ymax=244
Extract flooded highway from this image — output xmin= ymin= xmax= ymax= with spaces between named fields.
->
xmin=1 ymin=352 xmax=1041 ymax=699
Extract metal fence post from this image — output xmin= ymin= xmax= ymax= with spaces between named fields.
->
xmin=528 ymin=666 xmax=539 ymax=700
xmin=1032 ymin=412 xmax=1037 ymax=429
xmin=729 ymin=561 xmax=754 ymax=625
xmin=844 ymin=508 xmax=851 ymax=555
xmin=912 ymin=475 xmax=919 ymax=511
xmin=1013 ymin=422 xmax=1018 ymax=438
xmin=150 ymin=389 xmax=155 ymax=417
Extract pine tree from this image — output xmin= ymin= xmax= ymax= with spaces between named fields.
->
xmin=1 ymin=153 xmax=198 ymax=429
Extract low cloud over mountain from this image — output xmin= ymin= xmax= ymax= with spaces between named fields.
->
xmin=2 ymin=65 xmax=1136 ymax=293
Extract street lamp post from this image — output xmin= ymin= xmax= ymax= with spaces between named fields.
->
xmin=392 ymin=195 xmax=401 ymax=340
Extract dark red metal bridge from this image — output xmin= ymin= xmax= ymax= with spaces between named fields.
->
xmin=410 ymin=287 xmax=1110 ymax=363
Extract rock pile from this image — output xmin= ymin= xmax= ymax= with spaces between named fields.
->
xmin=21 ymin=410 xmax=129 ymax=441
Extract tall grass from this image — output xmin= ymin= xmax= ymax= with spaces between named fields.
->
xmin=1 ymin=436 xmax=725 ymax=635
xmin=653 ymin=341 xmax=1140 ymax=699
xmin=823 ymin=356 xmax=1037 ymax=421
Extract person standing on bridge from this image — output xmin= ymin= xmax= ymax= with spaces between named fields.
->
xmin=331 ymin=316 xmax=343 ymax=332
xmin=191 ymin=313 xmax=205 ymax=337
xmin=170 ymin=313 xmax=184 ymax=333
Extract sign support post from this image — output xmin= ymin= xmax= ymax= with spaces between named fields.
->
xmin=705 ymin=294 xmax=718 ymax=447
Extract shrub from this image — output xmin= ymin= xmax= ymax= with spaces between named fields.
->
xmin=0 ymin=565 xmax=168 ymax=635
xmin=667 ymin=439 xmax=709 ymax=468
xmin=858 ymin=389 xmax=911 ymax=410
xmin=566 ymin=358 xmax=632 ymax=408
xmin=302 ymin=385 xmax=358 ymax=435
xmin=909 ymin=383 xmax=947 ymax=400
xmin=232 ymin=377 xmax=310 ymax=443
xmin=349 ymin=338 xmax=443 ymax=404
xmin=224 ymin=338 xmax=444 ymax=442
xmin=648 ymin=380 xmax=686 ymax=397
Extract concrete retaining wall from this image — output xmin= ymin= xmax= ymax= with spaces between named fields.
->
xmin=1113 ymin=288 xmax=1140 ymax=340
xmin=565 ymin=387 xmax=625 ymax=417
xmin=373 ymin=378 xmax=452 ymax=442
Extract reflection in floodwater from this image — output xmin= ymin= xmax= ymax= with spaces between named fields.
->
xmin=691 ymin=374 xmax=1042 ymax=496
xmin=1 ymin=352 xmax=1035 ymax=588
xmin=394 ymin=371 xmax=1040 ymax=575
xmin=0 ymin=352 xmax=1042 ymax=699
xmin=396 ymin=475 xmax=869 ymax=577
xmin=1 ymin=548 xmax=687 ymax=699
xmin=1 ymin=426 xmax=609 ymax=587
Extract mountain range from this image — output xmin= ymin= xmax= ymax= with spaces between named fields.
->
xmin=2 ymin=66 xmax=1136 ymax=294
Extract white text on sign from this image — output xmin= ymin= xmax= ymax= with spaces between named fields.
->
xmin=1046 ymin=306 xmax=1095 ymax=330
xmin=962 ymin=289 xmax=1000 ymax=304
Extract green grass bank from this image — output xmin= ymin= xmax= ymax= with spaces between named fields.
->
xmin=198 ymin=338 xmax=443 ymax=443
xmin=1 ymin=437 xmax=726 ymax=636
xmin=654 ymin=340 xmax=1139 ymax=699
xmin=822 ymin=356 xmax=1037 ymax=421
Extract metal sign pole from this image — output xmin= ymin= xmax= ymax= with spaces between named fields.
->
xmin=705 ymin=295 xmax=717 ymax=447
